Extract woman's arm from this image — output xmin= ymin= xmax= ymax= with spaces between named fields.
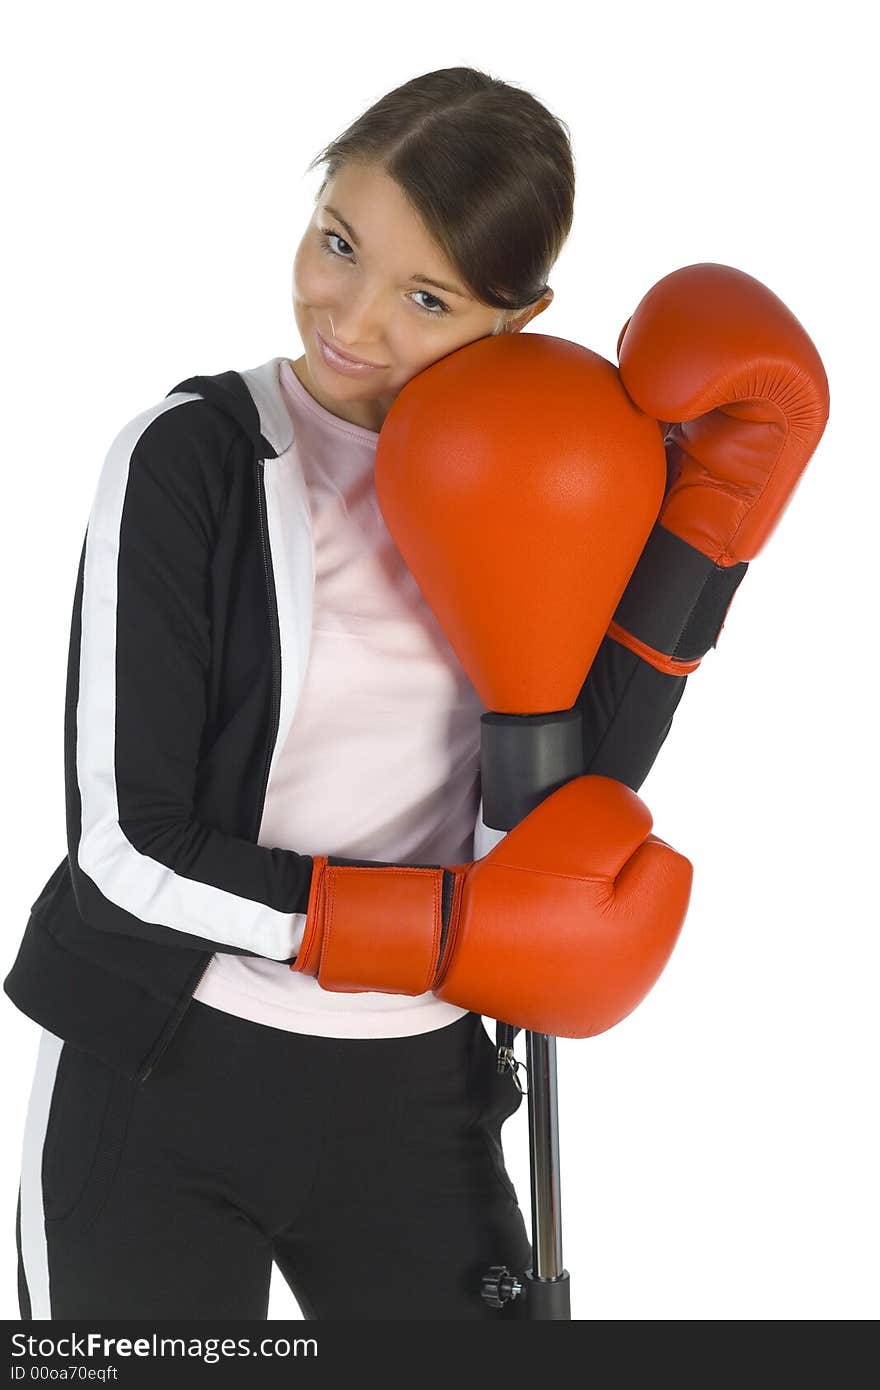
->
xmin=65 ymin=397 xmax=312 ymax=962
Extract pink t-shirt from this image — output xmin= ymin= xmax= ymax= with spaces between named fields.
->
xmin=193 ymin=358 xmax=484 ymax=1036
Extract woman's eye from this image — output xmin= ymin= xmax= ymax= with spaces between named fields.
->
xmin=411 ymin=289 xmax=450 ymax=316
xmin=317 ymin=229 xmax=451 ymax=317
xmin=320 ymin=229 xmax=354 ymax=259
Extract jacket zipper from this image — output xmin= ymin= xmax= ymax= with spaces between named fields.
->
xmin=254 ymin=457 xmax=283 ymax=833
xmin=137 ymin=457 xmax=283 ymax=1084
xmin=138 ymin=950 xmax=213 ymax=1082
xmin=496 ymin=1020 xmax=517 ymax=1074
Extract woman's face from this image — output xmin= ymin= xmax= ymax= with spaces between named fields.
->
xmin=290 ymin=162 xmax=553 ymax=432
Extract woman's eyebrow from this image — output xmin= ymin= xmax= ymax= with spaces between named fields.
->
xmin=322 ymin=204 xmax=469 ymax=298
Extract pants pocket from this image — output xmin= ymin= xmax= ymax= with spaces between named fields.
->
xmin=41 ymin=1042 xmax=136 ymax=1233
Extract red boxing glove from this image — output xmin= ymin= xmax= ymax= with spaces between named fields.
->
xmin=290 ymin=774 xmax=693 ymax=1039
xmin=609 ymin=263 xmax=830 ymax=675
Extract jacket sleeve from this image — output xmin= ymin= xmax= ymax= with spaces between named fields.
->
xmin=65 ymin=393 xmax=312 ymax=962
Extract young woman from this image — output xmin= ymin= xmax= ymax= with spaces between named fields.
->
xmin=6 ymin=66 xmax=575 ymax=1321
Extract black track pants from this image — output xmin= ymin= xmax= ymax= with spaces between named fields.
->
xmin=15 ymin=1000 xmax=532 ymax=1320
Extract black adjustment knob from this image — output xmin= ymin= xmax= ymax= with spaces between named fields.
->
xmin=480 ymin=1264 xmax=523 ymax=1307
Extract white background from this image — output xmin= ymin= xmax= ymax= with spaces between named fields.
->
xmin=2 ymin=0 xmax=876 ymax=1322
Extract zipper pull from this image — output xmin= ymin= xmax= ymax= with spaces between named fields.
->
xmin=496 ymin=1019 xmax=516 ymax=1075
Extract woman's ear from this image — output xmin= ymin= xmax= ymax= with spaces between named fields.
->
xmin=507 ymin=286 xmax=554 ymax=332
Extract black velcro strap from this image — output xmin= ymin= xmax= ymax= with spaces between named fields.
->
xmin=613 ymin=523 xmax=749 ymax=661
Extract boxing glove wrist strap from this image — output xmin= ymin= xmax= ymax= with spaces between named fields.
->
xmin=609 ymin=521 xmax=748 ymax=674
xmin=292 ymin=855 xmax=463 ymax=995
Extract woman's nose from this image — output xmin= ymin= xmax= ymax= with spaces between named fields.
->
xmin=331 ymin=287 xmax=386 ymax=346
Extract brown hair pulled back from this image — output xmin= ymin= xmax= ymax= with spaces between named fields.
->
xmin=306 ymin=67 xmax=575 ymax=314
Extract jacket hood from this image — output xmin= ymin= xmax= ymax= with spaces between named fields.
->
xmin=166 ymin=356 xmax=295 ymax=462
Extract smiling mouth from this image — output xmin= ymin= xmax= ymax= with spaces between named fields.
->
xmin=317 ymin=329 xmax=385 ymax=368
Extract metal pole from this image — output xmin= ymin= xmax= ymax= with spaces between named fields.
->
xmin=517 ymin=1032 xmax=571 ymax=1317
xmin=526 ymin=1032 xmax=563 ymax=1276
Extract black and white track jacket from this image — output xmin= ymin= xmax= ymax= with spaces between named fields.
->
xmin=4 ymin=354 xmax=704 ymax=1083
